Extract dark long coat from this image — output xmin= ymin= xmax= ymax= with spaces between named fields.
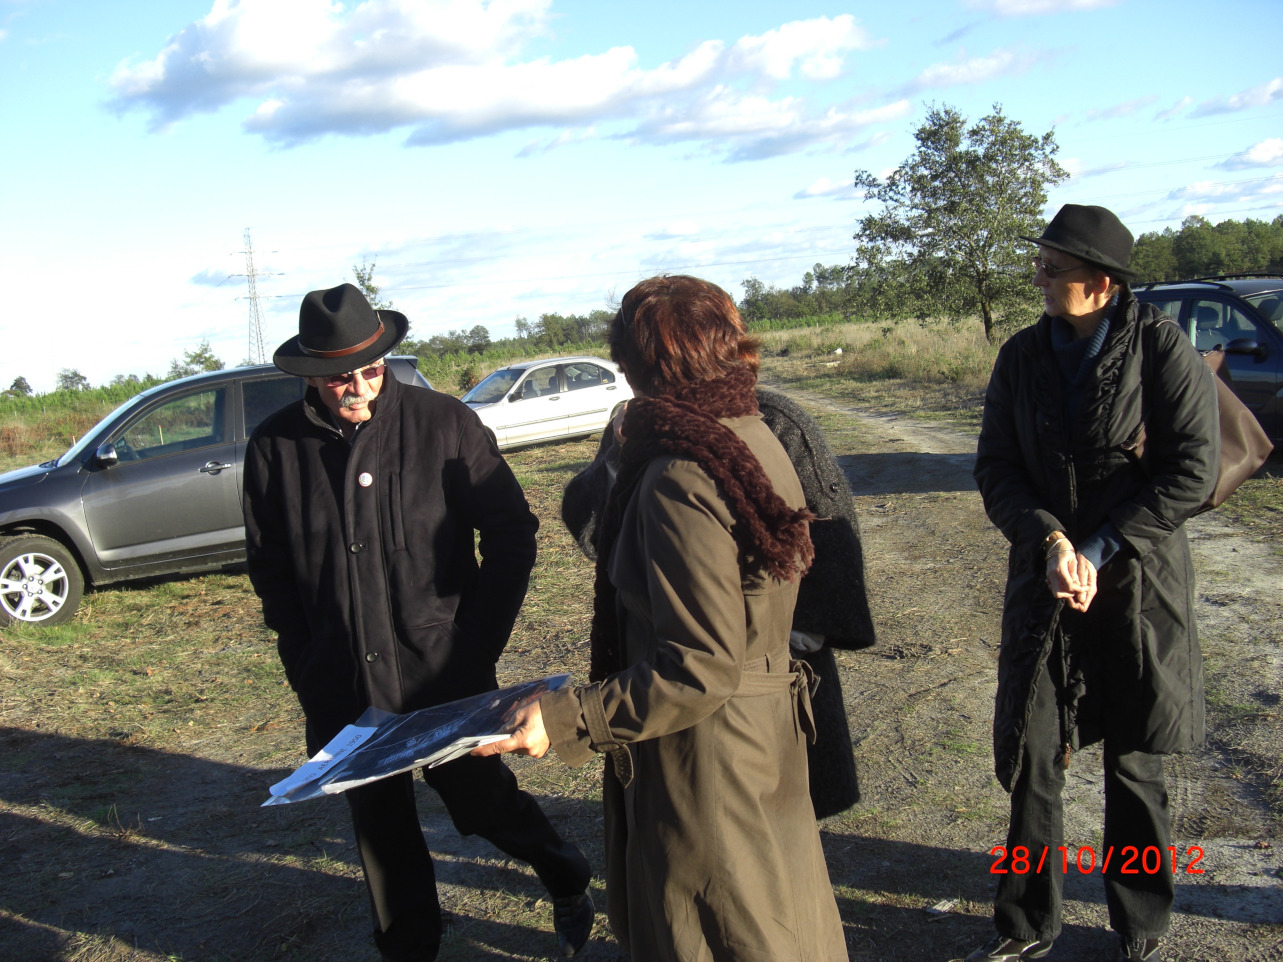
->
xmin=543 ymin=415 xmax=848 ymax=962
xmin=973 ymin=291 xmax=1219 ymax=790
xmin=242 ymin=373 xmax=538 ymax=747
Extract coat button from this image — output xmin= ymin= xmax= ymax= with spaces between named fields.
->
xmin=365 ymin=652 xmax=378 ymax=662
xmin=349 ymin=542 xmax=366 ymax=553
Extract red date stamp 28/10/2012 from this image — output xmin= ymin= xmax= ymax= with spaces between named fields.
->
xmin=989 ymin=845 xmax=1205 ymax=875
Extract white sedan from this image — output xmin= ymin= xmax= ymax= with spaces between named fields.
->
xmin=462 ymin=355 xmax=634 ymax=449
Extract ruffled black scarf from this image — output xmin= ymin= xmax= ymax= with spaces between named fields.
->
xmin=588 ymin=366 xmax=815 ymax=681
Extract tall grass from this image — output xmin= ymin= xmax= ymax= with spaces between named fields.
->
xmin=758 ymin=316 xmax=999 ymax=395
xmin=0 ymin=381 xmax=163 ymax=470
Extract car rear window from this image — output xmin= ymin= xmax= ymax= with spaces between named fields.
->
xmin=243 ymin=377 xmax=307 ymax=437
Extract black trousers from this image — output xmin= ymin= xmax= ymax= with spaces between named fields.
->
xmin=345 ymin=754 xmax=591 ymax=962
xmin=995 ymin=657 xmax=1174 ymax=944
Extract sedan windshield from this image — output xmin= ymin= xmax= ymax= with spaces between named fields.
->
xmin=1244 ymin=291 xmax=1283 ymax=332
xmin=462 ymin=369 xmax=521 ymax=404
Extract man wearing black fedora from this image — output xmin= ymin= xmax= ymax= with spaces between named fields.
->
xmin=243 ymin=283 xmax=594 ymax=960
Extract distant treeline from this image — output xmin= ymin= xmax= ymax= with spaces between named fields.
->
xmin=741 ymin=214 xmax=1283 ymax=324
xmin=1129 ymin=214 xmax=1283 ymax=283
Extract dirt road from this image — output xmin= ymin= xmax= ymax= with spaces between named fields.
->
xmin=789 ymin=387 xmax=1283 ymax=961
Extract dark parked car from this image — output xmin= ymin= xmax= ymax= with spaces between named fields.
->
xmin=1134 ymin=274 xmax=1283 ymax=443
xmin=0 ymin=357 xmax=430 ymax=626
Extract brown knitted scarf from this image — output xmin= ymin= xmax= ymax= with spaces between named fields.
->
xmin=588 ymin=365 xmax=815 ymax=681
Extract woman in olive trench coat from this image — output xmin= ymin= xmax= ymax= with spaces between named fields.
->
xmin=477 ymin=275 xmax=847 ymax=962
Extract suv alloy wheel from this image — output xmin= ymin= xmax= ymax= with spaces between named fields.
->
xmin=0 ymin=534 xmax=84 ymax=626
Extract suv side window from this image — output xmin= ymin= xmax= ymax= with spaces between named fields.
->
xmin=114 ymin=389 xmax=226 ymax=462
xmin=243 ymin=376 xmax=307 ymax=437
xmin=1144 ymin=297 xmax=1184 ymax=322
xmin=1191 ymin=299 xmax=1259 ymax=352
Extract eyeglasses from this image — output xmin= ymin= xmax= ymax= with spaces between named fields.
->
xmin=1031 ymin=258 xmax=1091 ymax=278
xmin=324 ymin=364 xmax=386 ymax=387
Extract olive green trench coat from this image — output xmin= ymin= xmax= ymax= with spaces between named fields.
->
xmin=542 ymin=415 xmax=847 ymax=961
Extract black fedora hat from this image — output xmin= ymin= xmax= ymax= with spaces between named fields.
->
xmin=274 ymin=283 xmax=409 ymax=377
xmin=1019 ymin=204 xmax=1137 ymax=279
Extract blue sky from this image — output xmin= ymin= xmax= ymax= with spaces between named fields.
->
xmin=1 ymin=0 xmax=1280 ymax=393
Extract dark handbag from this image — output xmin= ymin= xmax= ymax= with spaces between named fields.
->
xmin=1200 ymin=349 xmax=1274 ymax=511
xmin=1129 ymin=342 xmax=1273 ymax=513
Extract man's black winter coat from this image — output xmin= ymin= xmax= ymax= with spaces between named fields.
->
xmin=243 ymin=373 xmax=539 ymax=748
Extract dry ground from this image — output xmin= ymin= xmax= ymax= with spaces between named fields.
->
xmin=1 ymin=381 xmax=1280 ymax=961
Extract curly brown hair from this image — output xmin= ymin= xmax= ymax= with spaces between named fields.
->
xmin=609 ymin=275 xmax=760 ymax=397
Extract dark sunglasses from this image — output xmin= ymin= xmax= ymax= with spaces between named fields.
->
xmin=1031 ymin=258 xmax=1091 ymax=278
xmin=324 ymin=364 xmax=386 ymax=387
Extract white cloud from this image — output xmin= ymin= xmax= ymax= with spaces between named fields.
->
xmin=901 ymin=48 xmax=1037 ymax=93
xmin=1218 ymin=138 xmax=1283 ymax=170
xmin=189 ymin=267 xmax=234 ymax=286
xmin=793 ymin=177 xmax=851 ymax=200
xmin=1191 ymin=77 xmax=1283 ymax=117
xmin=1083 ymin=95 xmax=1157 ymax=122
xmin=966 ymin=0 xmax=1118 ymax=14
xmin=633 ymin=94 xmax=909 ymax=162
xmin=1154 ymin=95 xmax=1192 ymax=121
xmin=1168 ymin=173 xmax=1283 ymax=210
xmin=1060 ymin=156 xmax=1128 ymax=179
xmin=108 ymin=1 xmax=891 ymax=161
xmin=644 ymin=221 xmax=701 ymax=240
xmin=724 ymin=15 xmax=878 ymax=81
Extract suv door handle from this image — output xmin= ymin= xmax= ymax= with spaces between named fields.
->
xmin=200 ymin=461 xmax=233 ymax=474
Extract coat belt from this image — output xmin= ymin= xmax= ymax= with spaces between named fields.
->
xmin=583 ymin=647 xmax=817 ymax=789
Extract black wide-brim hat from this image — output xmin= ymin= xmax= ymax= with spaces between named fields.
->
xmin=1019 ymin=203 xmax=1137 ymax=279
xmin=274 ymin=283 xmax=409 ymax=377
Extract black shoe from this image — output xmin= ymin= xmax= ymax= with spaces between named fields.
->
xmin=1119 ymin=936 xmax=1161 ymax=960
xmin=966 ymin=933 xmax=1055 ymax=961
xmin=552 ymin=889 xmax=594 ymax=958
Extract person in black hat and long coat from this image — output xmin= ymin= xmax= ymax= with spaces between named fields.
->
xmin=242 ymin=284 xmax=593 ymax=961
xmin=967 ymin=206 xmax=1218 ymax=962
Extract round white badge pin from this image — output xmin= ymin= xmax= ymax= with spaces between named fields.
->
xmin=358 ymin=472 xmax=373 ymax=487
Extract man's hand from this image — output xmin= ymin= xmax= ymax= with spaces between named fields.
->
xmin=470 ymin=699 xmax=550 ymax=759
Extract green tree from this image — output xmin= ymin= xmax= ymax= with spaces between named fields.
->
xmin=853 ymin=103 xmax=1067 ymax=342
xmin=6 ymin=376 xmax=32 ymax=397
xmin=56 ymin=368 xmax=90 ymax=392
xmin=168 ymin=340 xmax=225 ymax=380
xmin=739 ymin=278 xmax=768 ymax=323
xmin=1132 ymin=215 xmax=1283 ymax=281
xmin=353 ymin=258 xmax=394 ymax=310
xmin=1130 ymin=227 xmax=1178 ymax=282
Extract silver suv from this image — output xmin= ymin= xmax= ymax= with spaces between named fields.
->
xmin=0 ymin=357 xmax=430 ymax=626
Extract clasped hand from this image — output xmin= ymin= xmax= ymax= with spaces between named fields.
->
xmin=1046 ymin=545 xmax=1097 ymax=612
